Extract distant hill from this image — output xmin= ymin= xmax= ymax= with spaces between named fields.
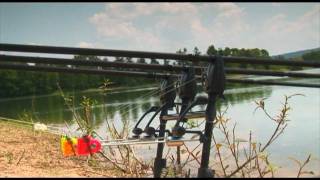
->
xmin=272 ymin=47 xmax=320 ymax=59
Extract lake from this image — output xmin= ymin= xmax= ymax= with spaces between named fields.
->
xmin=0 ymin=76 xmax=319 ymax=177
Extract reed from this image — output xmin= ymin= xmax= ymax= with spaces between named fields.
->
xmin=57 ymin=82 xmax=316 ymax=177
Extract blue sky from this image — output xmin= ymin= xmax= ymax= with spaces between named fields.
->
xmin=0 ymin=3 xmax=319 ymax=56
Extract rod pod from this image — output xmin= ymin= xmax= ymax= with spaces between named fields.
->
xmin=198 ymin=56 xmax=226 ymax=178
xmin=153 ymin=75 xmax=176 ymax=178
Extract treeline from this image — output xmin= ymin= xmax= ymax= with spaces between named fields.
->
xmin=174 ymin=45 xmax=271 ymax=70
xmin=302 ymin=50 xmax=320 ymax=62
xmin=0 ymin=68 xmax=152 ymax=98
xmin=2 ymin=44 xmax=309 ymax=98
xmin=0 ymin=54 xmax=154 ymax=98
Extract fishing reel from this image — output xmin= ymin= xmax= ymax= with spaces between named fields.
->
xmin=202 ymin=55 xmax=226 ymax=98
xmin=171 ymin=96 xmax=208 ymax=139
xmin=170 ymin=66 xmax=199 ymax=139
xmin=131 ymin=106 xmax=159 ymax=139
xmin=176 ymin=66 xmax=197 ymax=122
xmin=131 ymin=75 xmax=176 ymax=139
xmin=176 ymin=66 xmax=197 ymax=101
xmin=160 ymin=75 xmax=176 ymax=109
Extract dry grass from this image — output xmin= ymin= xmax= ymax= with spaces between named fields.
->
xmin=0 ymin=121 xmax=122 ymax=177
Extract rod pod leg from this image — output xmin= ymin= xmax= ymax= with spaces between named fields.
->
xmin=197 ymin=94 xmax=217 ymax=178
xmin=153 ymin=110 xmax=168 ymax=178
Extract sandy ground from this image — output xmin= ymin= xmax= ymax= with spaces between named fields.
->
xmin=1 ymin=121 xmax=318 ymax=178
xmin=0 ymin=121 xmax=122 ymax=177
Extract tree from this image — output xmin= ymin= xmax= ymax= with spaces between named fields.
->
xmin=275 ymin=55 xmax=285 ymax=60
xmin=207 ymin=45 xmax=217 ymax=55
xmin=231 ymin=48 xmax=239 ymax=56
xmin=176 ymin=48 xmax=188 ymax=66
xmin=125 ymin=57 xmax=133 ymax=63
xmin=192 ymin=47 xmax=201 ymax=66
xmin=164 ymin=59 xmax=169 ymax=65
xmin=150 ymin=58 xmax=159 ymax=64
xmin=224 ymin=47 xmax=231 ymax=56
xmin=183 ymin=48 xmax=187 ymax=54
xmin=217 ymin=48 xmax=224 ymax=56
xmin=302 ymin=50 xmax=320 ymax=61
xmin=88 ymin=55 xmax=100 ymax=61
xmin=193 ymin=46 xmax=201 ymax=55
xmin=115 ymin=57 xmax=125 ymax=63
xmin=137 ymin=58 xmax=146 ymax=64
xmin=261 ymin=49 xmax=269 ymax=57
xmin=250 ymin=48 xmax=261 ymax=57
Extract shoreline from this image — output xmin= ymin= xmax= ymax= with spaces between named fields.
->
xmin=0 ymin=121 xmax=123 ymax=177
xmin=0 ymin=121 xmax=318 ymax=177
xmin=0 ymin=83 xmax=157 ymax=102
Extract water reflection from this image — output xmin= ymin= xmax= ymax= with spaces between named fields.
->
xmin=0 ymin=83 xmax=319 ymax=175
xmin=0 ymin=85 xmax=272 ymax=128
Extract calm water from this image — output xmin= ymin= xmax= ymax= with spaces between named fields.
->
xmin=0 ymin=78 xmax=319 ymax=176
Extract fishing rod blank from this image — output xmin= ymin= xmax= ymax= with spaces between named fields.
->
xmin=100 ymin=137 xmax=200 ymax=146
xmin=0 ymin=62 xmax=173 ymax=79
xmin=1 ymin=43 xmax=320 ymax=67
xmin=1 ymin=54 xmax=320 ymax=78
xmin=0 ymin=54 xmax=185 ymax=72
xmin=225 ymin=68 xmax=320 ymax=78
xmin=227 ymin=78 xmax=320 ymax=88
xmin=0 ymin=62 xmax=319 ymax=88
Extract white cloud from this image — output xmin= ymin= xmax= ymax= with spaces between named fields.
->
xmin=88 ymin=3 xmax=319 ymax=55
xmin=215 ymin=3 xmax=245 ymax=18
xmin=195 ymin=3 xmax=251 ymax=49
xmin=271 ymin=3 xmax=282 ymax=7
xmin=27 ymin=42 xmax=42 ymax=45
xmin=254 ymin=5 xmax=320 ymax=54
xmin=78 ymin=41 xmax=94 ymax=48
xmin=89 ymin=4 xmax=169 ymax=51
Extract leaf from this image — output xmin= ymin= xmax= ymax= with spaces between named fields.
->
xmin=301 ymin=171 xmax=314 ymax=175
xmin=191 ymin=134 xmax=199 ymax=140
xmin=235 ymin=138 xmax=248 ymax=143
xmin=216 ymin=143 xmax=222 ymax=150
xmin=251 ymin=142 xmax=257 ymax=151
xmin=229 ymin=143 xmax=235 ymax=150
xmin=288 ymin=157 xmax=302 ymax=166
xmin=305 ymin=154 xmax=311 ymax=164
xmin=195 ymin=151 xmax=201 ymax=156
xmin=180 ymin=149 xmax=187 ymax=154
xmin=267 ymin=163 xmax=280 ymax=172
xmin=258 ymin=152 xmax=268 ymax=161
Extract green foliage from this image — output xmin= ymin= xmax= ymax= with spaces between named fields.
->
xmin=302 ymin=50 xmax=320 ymax=62
xmin=1 ymin=44 xmax=313 ymax=98
xmin=205 ymin=45 xmax=271 ymax=69
xmin=0 ymin=55 xmax=154 ymax=98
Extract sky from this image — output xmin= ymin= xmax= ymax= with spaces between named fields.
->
xmin=0 ymin=2 xmax=319 ymax=56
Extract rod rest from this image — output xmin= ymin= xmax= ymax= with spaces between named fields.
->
xmin=172 ymin=96 xmax=208 ymax=138
xmin=174 ymin=96 xmax=208 ymax=124
xmin=171 ymin=129 xmax=204 ymax=139
xmin=132 ymin=106 xmax=160 ymax=138
xmin=155 ymin=129 xmax=172 ymax=136
xmin=144 ymin=126 xmax=156 ymax=137
xmin=161 ymin=111 xmax=205 ymax=121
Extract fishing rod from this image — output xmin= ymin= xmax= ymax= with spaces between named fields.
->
xmin=0 ymin=62 xmax=319 ymax=88
xmin=1 ymin=43 xmax=320 ymax=67
xmin=1 ymin=43 xmax=320 ymax=178
xmin=129 ymin=57 xmax=224 ymax=178
xmin=0 ymin=116 xmax=68 ymax=136
xmin=0 ymin=60 xmax=203 ymax=176
xmin=100 ymin=136 xmax=200 ymax=146
xmin=1 ymin=54 xmax=320 ymax=79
